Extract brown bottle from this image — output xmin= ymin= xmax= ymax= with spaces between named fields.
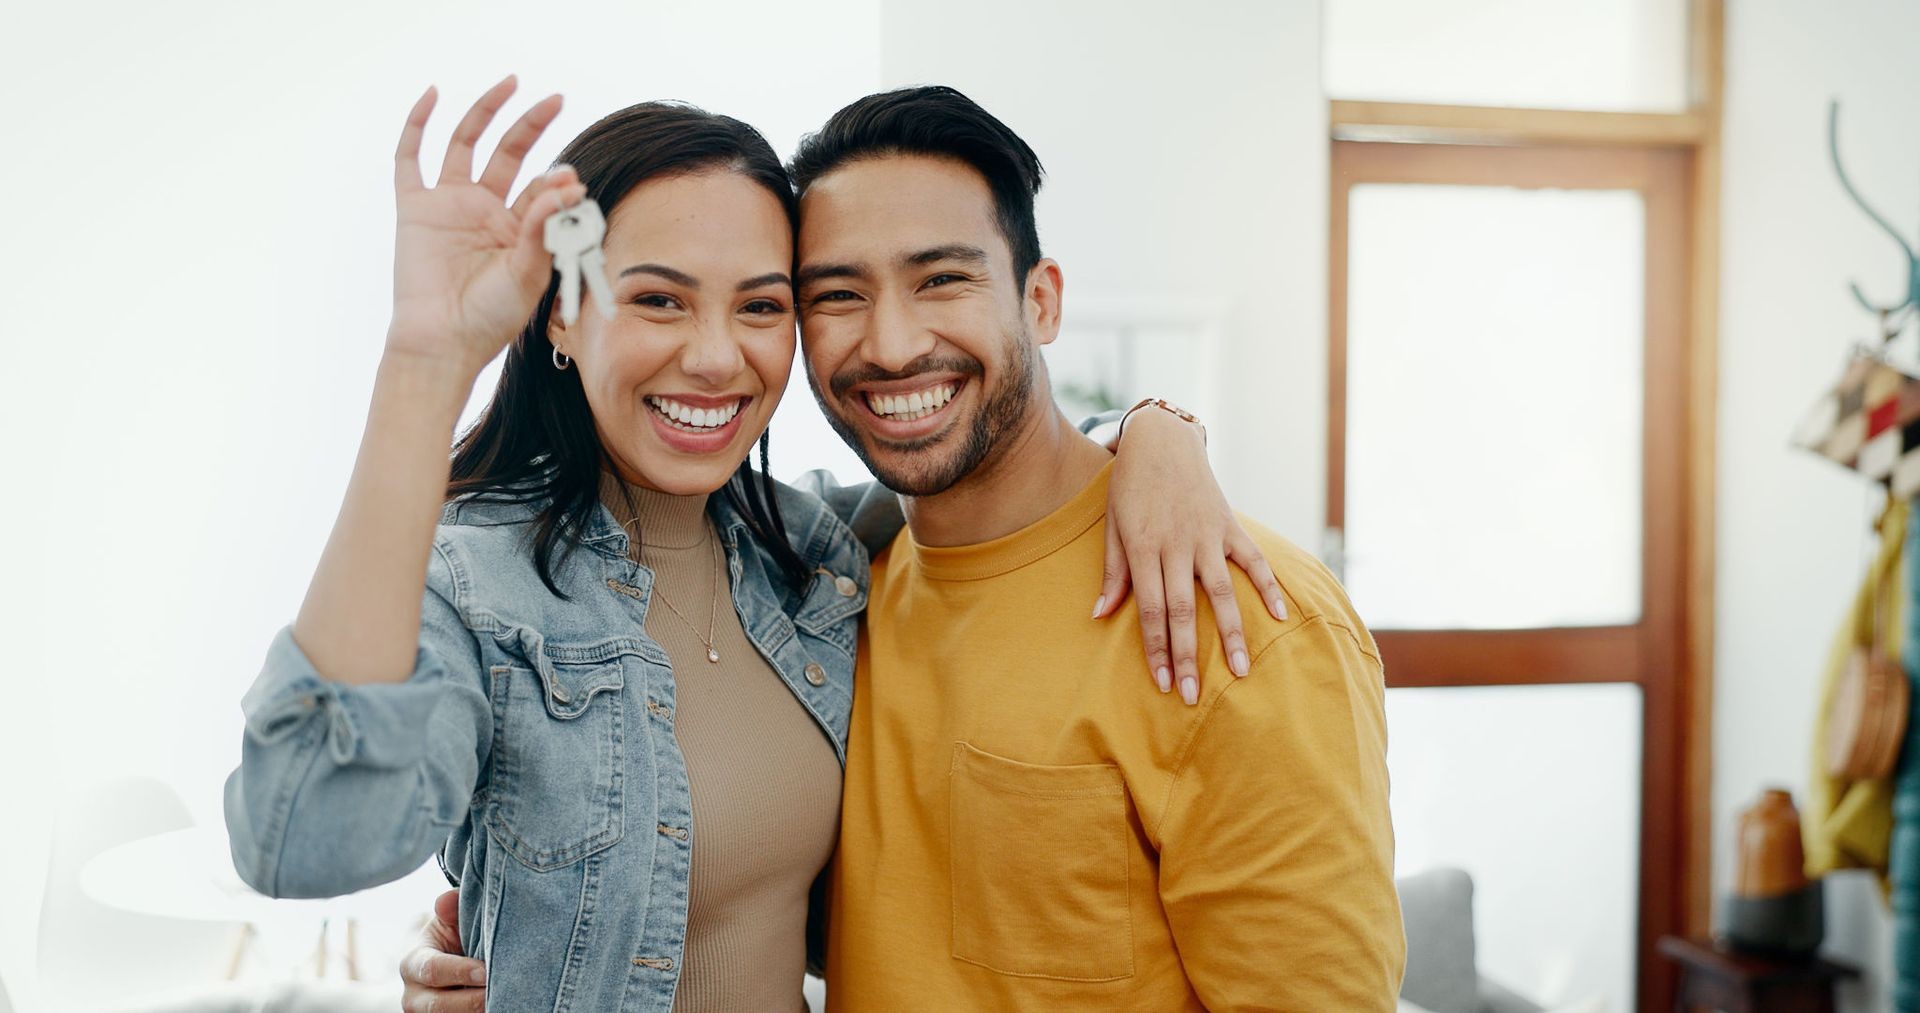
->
xmin=1733 ymin=788 xmax=1807 ymax=899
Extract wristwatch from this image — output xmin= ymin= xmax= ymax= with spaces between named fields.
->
xmin=1118 ymin=397 xmax=1206 ymax=445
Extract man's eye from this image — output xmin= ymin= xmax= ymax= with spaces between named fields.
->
xmin=922 ymin=273 xmax=964 ymax=289
xmin=813 ymin=290 xmax=858 ymax=303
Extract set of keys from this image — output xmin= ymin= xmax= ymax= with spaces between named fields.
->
xmin=543 ymin=195 xmax=617 ymax=325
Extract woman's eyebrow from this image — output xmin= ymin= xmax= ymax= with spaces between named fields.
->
xmin=618 ymin=263 xmax=700 ymax=288
xmin=736 ymin=272 xmax=793 ymax=292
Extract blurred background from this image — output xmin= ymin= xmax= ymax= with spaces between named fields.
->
xmin=2 ymin=0 xmax=1916 ymax=1010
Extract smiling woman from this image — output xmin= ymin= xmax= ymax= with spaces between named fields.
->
xmin=222 ymin=82 xmax=864 ymax=1013
xmin=446 ymin=102 xmax=816 ymax=597
xmin=549 ymin=170 xmax=799 ymax=497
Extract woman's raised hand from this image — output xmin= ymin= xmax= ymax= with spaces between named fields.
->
xmin=384 ymin=75 xmax=583 ymax=377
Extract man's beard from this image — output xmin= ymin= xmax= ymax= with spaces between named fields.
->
xmin=809 ymin=324 xmax=1038 ymax=497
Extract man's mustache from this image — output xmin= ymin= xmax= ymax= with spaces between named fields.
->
xmin=829 ymin=355 xmax=985 ymax=400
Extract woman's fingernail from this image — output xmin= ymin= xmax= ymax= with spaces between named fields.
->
xmin=470 ymin=964 xmax=486 ymax=985
xmin=1092 ymin=595 xmax=1106 ymax=619
xmin=1271 ymin=596 xmax=1288 ymax=620
xmin=1156 ymin=667 xmax=1172 ymax=693
xmin=1232 ymin=650 xmax=1249 ymax=676
xmin=1181 ymin=676 xmax=1199 ymax=705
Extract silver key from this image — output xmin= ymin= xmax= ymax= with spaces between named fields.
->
xmin=577 ymin=244 xmax=616 ymax=322
xmin=543 ymin=197 xmax=616 ymax=325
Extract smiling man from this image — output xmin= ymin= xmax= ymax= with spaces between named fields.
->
xmin=790 ymin=86 xmax=1405 ymax=1011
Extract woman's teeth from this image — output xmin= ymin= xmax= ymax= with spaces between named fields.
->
xmin=865 ymin=383 xmax=957 ymax=421
xmin=645 ymin=395 xmax=742 ymax=431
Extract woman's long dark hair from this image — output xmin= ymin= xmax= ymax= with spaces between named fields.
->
xmin=445 ymin=101 xmax=813 ymax=601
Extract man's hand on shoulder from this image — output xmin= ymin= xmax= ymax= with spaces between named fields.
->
xmin=399 ymin=888 xmax=487 ymax=1012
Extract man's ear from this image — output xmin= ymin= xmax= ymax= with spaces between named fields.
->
xmin=1024 ymin=258 xmax=1064 ymax=346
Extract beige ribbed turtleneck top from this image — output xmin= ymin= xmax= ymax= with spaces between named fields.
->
xmin=598 ymin=470 xmax=842 ymax=1013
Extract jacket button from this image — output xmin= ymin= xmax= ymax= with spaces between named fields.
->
xmin=834 ymin=574 xmax=858 ymax=597
xmin=804 ymin=663 xmax=827 ymax=687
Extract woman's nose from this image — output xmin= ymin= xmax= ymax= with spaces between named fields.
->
xmin=682 ymin=320 xmax=746 ymax=382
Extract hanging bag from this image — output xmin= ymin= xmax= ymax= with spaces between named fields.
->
xmin=1826 ymin=496 xmax=1911 ymax=781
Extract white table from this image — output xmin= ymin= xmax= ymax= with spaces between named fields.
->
xmin=80 ymin=827 xmax=451 ymax=980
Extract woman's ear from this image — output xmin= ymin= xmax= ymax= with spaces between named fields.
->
xmin=546 ymin=300 xmax=570 ymax=359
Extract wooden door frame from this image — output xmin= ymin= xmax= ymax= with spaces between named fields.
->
xmin=1328 ymin=139 xmax=1707 ymax=1012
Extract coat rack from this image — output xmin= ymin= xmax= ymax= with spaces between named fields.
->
xmin=1791 ymin=101 xmax=1920 ymax=496
xmin=1829 ymin=98 xmax=1920 ymax=346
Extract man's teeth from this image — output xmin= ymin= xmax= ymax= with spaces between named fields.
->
xmin=864 ymin=383 xmax=957 ymax=421
xmin=645 ymin=395 xmax=742 ymax=431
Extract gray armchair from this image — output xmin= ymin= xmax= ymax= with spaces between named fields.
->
xmin=1397 ymin=867 xmax=1546 ymax=1013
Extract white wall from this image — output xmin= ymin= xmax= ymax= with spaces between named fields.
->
xmin=0 ymin=0 xmax=880 ymax=1002
xmin=877 ymin=0 xmax=1329 ymax=541
xmin=1717 ymin=1 xmax=1920 ymax=1009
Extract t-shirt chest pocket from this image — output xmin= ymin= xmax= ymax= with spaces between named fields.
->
xmin=482 ymin=625 xmax=630 ymax=872
xmin=947 ymin=741 xmax=1135 ymax=982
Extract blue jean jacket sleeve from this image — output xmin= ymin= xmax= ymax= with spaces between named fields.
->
xmin=792 ymin=470 xmax=904 ymax=558
xmin=223 ymin=540 xmax=489 ymax=899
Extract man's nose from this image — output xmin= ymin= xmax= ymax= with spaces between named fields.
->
xmin=861 ymin=295 xmax=936 ymax=373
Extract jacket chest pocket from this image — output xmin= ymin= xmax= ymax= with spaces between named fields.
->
xmin=483 ymin=628 xmax=629 ymax=872
xmin=947 ymin=742 xmax=1135 ymax=982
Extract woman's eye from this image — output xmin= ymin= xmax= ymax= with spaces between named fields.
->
xmin=741 ymin=299 xmax=788 ymax=315
xmin=633 ymin=294 xmax=682 ymax=310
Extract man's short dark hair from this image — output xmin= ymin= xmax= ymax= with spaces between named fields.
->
xmin=789 ymin=85 xmax=1046 ymax=288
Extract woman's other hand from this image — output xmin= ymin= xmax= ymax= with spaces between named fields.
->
xmin=1096 ymin=407 xmax=1288 ymax=705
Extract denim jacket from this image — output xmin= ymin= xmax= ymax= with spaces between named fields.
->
xmin=223 ymin=470 xmax=878 ymax=1012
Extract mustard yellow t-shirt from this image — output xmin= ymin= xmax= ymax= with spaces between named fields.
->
xmin=826 ymin=461 xmax=1405 ymax=1011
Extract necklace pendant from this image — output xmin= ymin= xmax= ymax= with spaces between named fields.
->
xmin=707 ymin=648 xmax=721 ymax=663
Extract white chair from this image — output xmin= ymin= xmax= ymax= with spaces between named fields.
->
xmin=36 ymin=776 xmax=245 ymax=1011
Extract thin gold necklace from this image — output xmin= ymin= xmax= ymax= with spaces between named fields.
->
xmin=640 ymin=527 xmax=723 ymax=664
